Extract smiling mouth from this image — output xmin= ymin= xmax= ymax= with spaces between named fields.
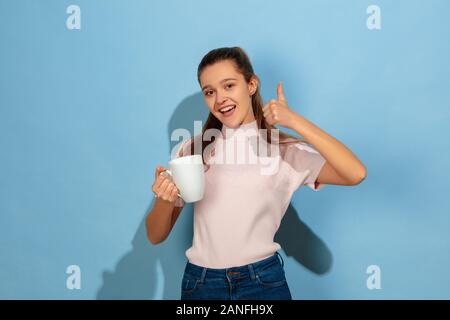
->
xmin=218 ymin=105 xmax=236 ymax=115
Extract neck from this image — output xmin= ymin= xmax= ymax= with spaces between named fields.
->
xmin=221 ymin=118 xmax=258 ymax=139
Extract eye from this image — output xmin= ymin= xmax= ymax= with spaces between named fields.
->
xmin=204 ymin=84 xmax=234 ymax=96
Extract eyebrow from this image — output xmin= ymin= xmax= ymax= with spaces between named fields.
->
xmin=201 ymin=78 xmax=237 ymax=91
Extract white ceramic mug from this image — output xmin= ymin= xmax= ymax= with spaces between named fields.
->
xmin=160 ymin=154 xmax=205 ymax=203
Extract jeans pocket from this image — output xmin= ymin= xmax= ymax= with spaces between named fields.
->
xmin=255 ymin=262 xmax=287 ymax=288
xmin=181 ymin=273 xmax=201 ymax=294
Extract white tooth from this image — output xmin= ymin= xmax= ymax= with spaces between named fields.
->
xmin=220 ymin=105 xmax=235 ymax=112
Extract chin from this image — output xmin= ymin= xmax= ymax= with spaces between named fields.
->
xmin=222 ymin=117 xmax=242 ymax=128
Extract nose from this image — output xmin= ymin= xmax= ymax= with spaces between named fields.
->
xmin=215 ymin=96 xmax=225 ymax=105
xmin=215 ymin=99 xmax=231 ymax=111
xmin=215 ymin=91 xmax=228 ymax=108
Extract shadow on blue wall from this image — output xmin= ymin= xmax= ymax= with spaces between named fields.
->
xmin=96 ymin=93 xmax=333 ymax=299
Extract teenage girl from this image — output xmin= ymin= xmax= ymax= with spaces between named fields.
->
xmin=146 ymin=47 xmax=367 ymax=300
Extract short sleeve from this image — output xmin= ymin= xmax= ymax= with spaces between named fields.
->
xmin=171 ymin=138 xmax=193 ymax=160
xmin=283 ymin=142 xmax=327 ymax=191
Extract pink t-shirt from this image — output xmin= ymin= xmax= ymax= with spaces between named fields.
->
xmin=172 ymin=119 xmax=326 ymax=268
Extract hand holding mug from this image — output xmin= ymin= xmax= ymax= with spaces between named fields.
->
xmin=152 ymin=166 xmax=181 ymax=203
xmin=157 ymin=155 xmax=205 ymax=203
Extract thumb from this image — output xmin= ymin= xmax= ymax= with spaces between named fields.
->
xmin=155 ymin=166 xmax=167 ymax=178
xmin=277 ymin=81 xmax=286 ymax=102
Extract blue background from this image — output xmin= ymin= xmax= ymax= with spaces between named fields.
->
xmin=1 ymin=0 xmax=449 ymax=299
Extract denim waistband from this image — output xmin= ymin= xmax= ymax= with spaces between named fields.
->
xmin=184 ymin=252 xmax=285 ymax=282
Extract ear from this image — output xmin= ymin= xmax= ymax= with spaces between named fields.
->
xmin=248 ymin=76 xmax=258 ymax=96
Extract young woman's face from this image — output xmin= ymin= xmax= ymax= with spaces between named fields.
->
xmin=200 ymin=60 xmax=258 ymax=128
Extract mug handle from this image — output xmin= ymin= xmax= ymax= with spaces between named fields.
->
xmin=159 ymin=170 xmax=182 ymax=198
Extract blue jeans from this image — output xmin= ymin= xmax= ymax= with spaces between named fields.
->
xmin=180 ymin=252 xmax=292 ymax=300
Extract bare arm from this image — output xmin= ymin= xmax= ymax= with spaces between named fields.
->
xmin=289 ymin=113 xmax=367 ymax=185
xmin=146 ymin=166 xmax=184 ymax=245
xmin=146 ymin=198 xmax=183 ymax=244
xmin=263 ymin=82 xmax=367 ymax=186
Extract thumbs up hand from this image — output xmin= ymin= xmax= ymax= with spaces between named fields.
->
xmin=262 ymin=82 xmax=296 ymax=129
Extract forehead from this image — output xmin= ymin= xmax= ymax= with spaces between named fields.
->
xmin=200 ymin=60 xmax=243 ymax=88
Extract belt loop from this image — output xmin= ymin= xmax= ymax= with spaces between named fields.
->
xmin=200 ymin=267 xmax=207 ymax=283
xmin=276 ymin=251 xmax=284 ymax=267
xmin=248 ymin=263 xmax=256 ymax=280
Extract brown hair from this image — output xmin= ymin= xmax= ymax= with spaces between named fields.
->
xmin=182 ymin=46 xmax=306 ymax=163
